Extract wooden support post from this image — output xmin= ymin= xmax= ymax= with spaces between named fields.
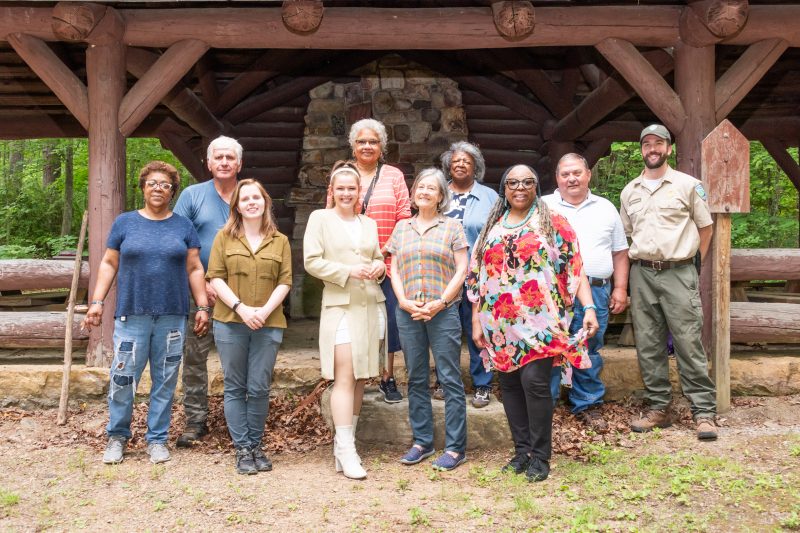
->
xmin=595 ymin=38 xmax=686 ymax=134
xmin=701 ymin=120 xmax=750 ymax=415
xmin=761 ymin=139 xmax=800 ymax=191
xmin=119 ymin=39 xmax=209 ymax=137
xmin=85 ymin=16 xmax=126 ymax=367
xmin=159 ymin=130 xmax=207 ymax=183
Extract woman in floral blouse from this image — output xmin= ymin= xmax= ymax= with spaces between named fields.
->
xmin=467 ymin=164 xmax=599 ymax=482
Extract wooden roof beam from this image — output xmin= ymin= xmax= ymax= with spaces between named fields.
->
xmin=595 ymin=38 xmax=685 ymax=135
xmin=406 ymin=51 xmax=552 ymax=126
xmin=159 ymin=128 xmax=206 ymax=183
xmin=115 ymin=7 xmax=681 ymax=49
xmin=0 ymin=112 xmax=85 ymax=139
xmin=225 ymin=51 xmax=378 ymax=125
xmin=119 ymin=39 xmax=209 ymax=137
xmin=6 ymin=32 xmax=89 ymax=130
xmin=213 ymin=50 xmax=329 ymax=116
xmin=761 ymin=139 xmax=800 ymax=191
xmin=580 ymin=117 xmax=800 ymax=145
xmin=126 ymin=47 xmax=225 ymax=139
xmin=487 ymin=50 xmax=573 ymax=119
xmin=552 ymin=49 xmax=673 ymax=142
xmin=715 ymin=38 xmax=788 ymax=123
xmin=194 ymin=55 xmax=219 ymax=108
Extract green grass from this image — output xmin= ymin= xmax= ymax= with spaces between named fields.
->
xmin=0 ymin=488 xmax=20 ymax=508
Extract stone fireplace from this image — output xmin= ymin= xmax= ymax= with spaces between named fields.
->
xmin=287 ymin=54 xmax=468 ymax=317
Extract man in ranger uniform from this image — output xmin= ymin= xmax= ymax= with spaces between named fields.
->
xmin=620 ymin=124 xmax=718 ymax=441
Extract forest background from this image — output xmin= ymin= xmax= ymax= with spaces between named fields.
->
xmin=0 ymin=138 xmax=797 ymax=259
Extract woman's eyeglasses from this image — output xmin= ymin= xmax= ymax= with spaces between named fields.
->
xmin=505 ymin=178 xmax=536 ymax=190
xmin=145 ymin=180 xmax=174 ymax=191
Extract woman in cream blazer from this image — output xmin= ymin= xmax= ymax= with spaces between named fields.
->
xmin=303 ymin=161 xmax=387 ymax=479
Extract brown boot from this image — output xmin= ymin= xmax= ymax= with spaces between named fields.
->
xmin=630 ymin=409 xmax=671 ymax=433
xmin=695 ymin=417 xmax=718 ymax=441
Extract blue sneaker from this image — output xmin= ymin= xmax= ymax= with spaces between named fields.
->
xmin=431 ymin=452 xmax=466 ymax=471
xmin=399 ymin=445 xmax=435 ymax=465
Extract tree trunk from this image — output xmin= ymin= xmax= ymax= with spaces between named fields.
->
xmin=60 ymin=140 xmax=74 ymax=236
xmin=8 ymin=140 xmax=24 ymax=192
xmin=42 ymin=140 xmax=61 ymax=187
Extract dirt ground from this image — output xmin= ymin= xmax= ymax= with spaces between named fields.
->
xmin=1 ymin=394 xmax=799 ymax=532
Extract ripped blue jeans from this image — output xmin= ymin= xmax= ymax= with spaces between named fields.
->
xmin=107 ymin=315 xmax=187 ymax=444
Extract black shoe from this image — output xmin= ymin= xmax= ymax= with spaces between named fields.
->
xmin=526 ymin=457 xmax=550 ymax=482
xmin=252 ymin=448 xmax=273 ymax=472
xmin=379 ymin=377 xmax=403 ymax=403
xmin=235 ymin=448 xmax=258 ymax=475
xmin=502 ymin=453 xmax=530 ymax=475
xmin=176 ymin=424 xmax=208 ymax=448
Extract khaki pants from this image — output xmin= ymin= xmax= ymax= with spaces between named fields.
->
xmin=181 ymin=307 xmax=215 ymax=428
xmin=630 ymin=263 xmax=716 ymax=418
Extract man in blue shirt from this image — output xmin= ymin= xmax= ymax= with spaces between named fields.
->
xmin=173 ymin=136 xmax=241 ymax=447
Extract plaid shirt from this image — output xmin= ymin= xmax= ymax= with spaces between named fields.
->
xmin=386 ymin=215 xmax=468 ymax=302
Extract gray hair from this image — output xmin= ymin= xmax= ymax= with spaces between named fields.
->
xmin=555 ymin=152 xmax=590 ymax=176
xmin=207 ymin=135 xmax=243 ymax=163
xmin=348 ymin=119 xmax=388 ymax=151
xmin=410 ymin=167 xmax=449 ymax=213
xmin=440 ymin=141 xmax=486 ymax=183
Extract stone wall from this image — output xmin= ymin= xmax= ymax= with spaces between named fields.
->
xmin=287 ymin=55 xmax=468 ymax=317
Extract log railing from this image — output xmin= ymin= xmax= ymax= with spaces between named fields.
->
xmin=0 ymin=259 xmax=89 ymax=349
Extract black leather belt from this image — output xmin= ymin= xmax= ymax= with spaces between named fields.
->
xmin=637 ymin=258 xmax=694 ymax=270
xmin=588 ymin=277 xmax=608 ymax=287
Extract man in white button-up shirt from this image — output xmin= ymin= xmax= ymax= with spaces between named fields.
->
xmin=542 ymin=153 xmax=629 ymax=431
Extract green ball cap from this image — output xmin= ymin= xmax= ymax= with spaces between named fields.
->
xmin=640 ymin=124 xmax=671 ymax=143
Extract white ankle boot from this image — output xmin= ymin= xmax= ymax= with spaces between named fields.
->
xmin=334 ymin=426 xmax=366 ymax=479
xmin=333 ymin=415 xmax=362 ymax=464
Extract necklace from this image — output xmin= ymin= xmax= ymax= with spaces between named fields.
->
xmin=356 ymin=162 xmax=378 ymax=176
xmin=501 ymin=203 xmax=536 ymax=229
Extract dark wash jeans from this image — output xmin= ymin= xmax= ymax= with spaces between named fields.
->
xmin=396 ymin=305 xmax=467 ymax=453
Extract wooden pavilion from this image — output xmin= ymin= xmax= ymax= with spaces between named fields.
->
xmin=1 ymin=0 xmax=799 ymax=373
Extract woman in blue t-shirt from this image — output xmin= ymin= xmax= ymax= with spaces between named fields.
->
xmin=82 ymin=161 xmax=210 ymax=466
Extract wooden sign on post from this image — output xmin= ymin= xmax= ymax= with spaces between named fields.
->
xmin=701 ymin=119 xmax=750 ymax=414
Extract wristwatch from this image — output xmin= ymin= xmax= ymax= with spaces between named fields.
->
xmin=232 ymin=300 xmax=242 ymax=313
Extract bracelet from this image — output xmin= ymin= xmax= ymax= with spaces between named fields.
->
xmin=231 ymin=300 xmax=242 ymax=313
xmin=440 ymin=295 xmax=451 ymax=308
xmin=196 ymin=306 xmax=211 ymax=313
xmin=91 ymin=300 xmax=104 ymax=306
xmin=583 ymin=304 xmax=597 ymax=312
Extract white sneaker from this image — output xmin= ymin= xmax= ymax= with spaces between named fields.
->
xmin=102 ymin=437 xmax=126 ymax=464
xmin=147 ymin=443 xmax=171 ymax=464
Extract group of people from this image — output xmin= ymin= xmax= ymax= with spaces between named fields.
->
xmin=82 ymin=119 xmax=719 ymax=482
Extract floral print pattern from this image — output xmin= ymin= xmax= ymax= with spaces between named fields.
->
xmin=466 ymin=212 xmax=590 ymax=374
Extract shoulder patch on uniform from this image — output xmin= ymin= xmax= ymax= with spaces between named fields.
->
xmin=695 ymin=183 xmax=707 ymax=201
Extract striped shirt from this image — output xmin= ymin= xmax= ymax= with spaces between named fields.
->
xmin=386 ymin=215 xmax=468 ymax=302
xmin=360 ymin=164 xmax=412 ymax=277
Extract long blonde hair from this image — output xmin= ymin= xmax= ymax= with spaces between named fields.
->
xmin=222 ymin=179 xmax=277 ymax=238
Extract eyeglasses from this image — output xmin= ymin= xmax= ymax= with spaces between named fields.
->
xmin=145 ymin=180 xmax=174 ymax=191
xmin=355 ymin=139 xmax=380 ymax=147
xmin=505 ymin=178 xmax=536 ymax=190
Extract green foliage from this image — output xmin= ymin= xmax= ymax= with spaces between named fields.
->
xmin=592 ymin=141 xmax=798 ymax=249
xmin=0 ymin=138 xmax=189 ymax=258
